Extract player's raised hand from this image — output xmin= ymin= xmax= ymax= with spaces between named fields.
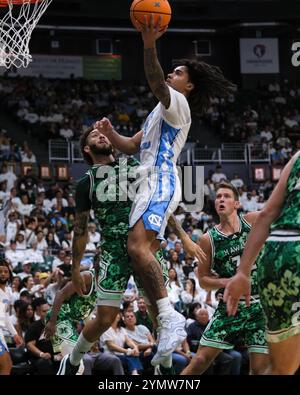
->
xmin=136 ymin=14 xmax=168 ymax=47
xmin=94 ymin=117 xmax=114 ymax=137
xmin=223 ymin=272 xmax=251 ymax=316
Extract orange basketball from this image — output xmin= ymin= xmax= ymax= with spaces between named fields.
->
xmin=130 ymin=0 xmax=172 ymax=31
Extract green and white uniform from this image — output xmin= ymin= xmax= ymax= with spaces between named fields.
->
xmin=257 ymin=153 xmax=300 ymax=343
xmin=46 ymin=269 xmax=97 ymax=353
xmin=75 ymin=156 xmax=168 ymax=307
xmin=200 ymin=214 xmax=268 ymax=353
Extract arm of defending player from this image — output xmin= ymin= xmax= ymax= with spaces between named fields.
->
xmin=197 ymin=234 xmax=230 ymax=291
xmin=45 ymin=271 xmax=92 ymax=339
xmin=137 ymin=15 xmax=170 ymax=108
xmin=168 ymin=214 xmax=206 ymax=263
xmin=95 ymin=118 xmax=142 ymax=155
xmin=72 ymin=210 xmax=89 ymax=296
xmin=44 ymin=281 xmax=74 ymax=339
xmin=224 ymin=153 xmax=297 ymax=315
xmin=72 ymin=176 xmax=91 ymax=296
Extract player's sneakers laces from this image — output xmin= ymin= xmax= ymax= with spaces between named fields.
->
xmin=151 ymin=310 xmax=186 ymax=366
xmin=57 ymin=354 xmax=79 ymax=375
xmin=154 ymin=365 xmax=176 ymax=375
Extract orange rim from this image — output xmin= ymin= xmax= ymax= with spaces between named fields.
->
xmin=0 ymin=0 xmax=42 ymax=6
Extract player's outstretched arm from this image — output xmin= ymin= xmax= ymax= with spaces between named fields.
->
xmin=72 ymin=210 xmax=89 ymax=296
xmin=137 ymin=15 xmax=170 ymax=108
xmin=44 ymin=280 xmax=75 ymax=339
xmin=224 ymin=152 xmax=298 ymax=315
xmin=45 ymin=272 xmax=92 ymax=338
xmin=168 ymin=214 xmax=206 ymax=263
xmin=95 ymin=118 xmax=142 ymax=155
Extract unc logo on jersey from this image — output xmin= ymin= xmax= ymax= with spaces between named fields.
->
xmin=140 ymin=141 xmax=151 ymax=151
xmin=148 ymin=214 xmax=162 ymax=227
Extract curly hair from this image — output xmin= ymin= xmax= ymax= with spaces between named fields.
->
xmin=173 ymin=58 xmax=236 ymax=116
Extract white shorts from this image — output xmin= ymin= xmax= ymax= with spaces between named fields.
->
xmin=129 ymin=171 xmax=181 ymax=239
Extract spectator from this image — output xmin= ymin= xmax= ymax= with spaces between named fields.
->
xmin=166 ymin=268 xmax=183 ymax=313
xmin=123 ymin=310 xmax=156 ymax=372
xmin=230 ymin=174 xmax=244 ymax=189
xmin=82 ymin=342 xmax=124 ymax=375
xmin=135 ymin=297 xmax=154 ymax=333
xmin=25 ymin=302 xmax=56 ymax=374
xmin=211 ymin=165 xmax=227 ymax=184
xmin=101 ymin=312 xmax=143 ymax=375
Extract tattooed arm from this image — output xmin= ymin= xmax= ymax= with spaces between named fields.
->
xmin=168 ymin=214 xmax=206 ymax=263
xmin=139 ymin=15 xmax=170 ymax=108
xmin=72 ymin=210 xmax=89 ymax=295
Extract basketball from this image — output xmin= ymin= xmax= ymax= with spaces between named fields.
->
xmin=130 ymin=0 xmax=172 ymax=31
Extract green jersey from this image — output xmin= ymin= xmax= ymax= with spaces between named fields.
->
xmin=75 ymin=156 xmax=145 ymax=297
xmin=75 ymin=156 xmax=139 ymax=252
xmin=208 ymin=214 xmax=259 ymax=297
xmin=271 ymin=153 xmax=300 ymax=231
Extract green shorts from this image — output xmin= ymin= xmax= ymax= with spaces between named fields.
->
xmin=50 ymin=320 xmax=79 ymax=353
xmin=97 ymin=241 xmax=169 ymax=307
xmin=200 ymin=301 xmax=268 ymax=354
xmin=257 ymin=235 xmax=300 ymax=343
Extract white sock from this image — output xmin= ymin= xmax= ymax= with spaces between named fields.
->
xmin=157 ymin=297 xmax=172 ymax=316
xmin=161 ymin=355 xmax=172 ymax=368
xmin=70 ymin=333 xmax=94 ymax=366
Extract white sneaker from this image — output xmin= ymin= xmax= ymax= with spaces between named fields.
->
xmin=151 ymin=310 xmax=186 ymax=366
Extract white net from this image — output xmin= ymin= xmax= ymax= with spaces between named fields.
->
xmin=0 ymin=0 xmax=53 ymax=68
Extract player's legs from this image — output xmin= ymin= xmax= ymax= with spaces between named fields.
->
xmin=82 ymin=306 xmax=120 ymax=343
xmin=181 ymin=346 xmax=221 ymax=375
xmin=0 ymin=351 xmax=12 ymax=375
xmin=128 ymin=220 xmax=186 ymax=365
xmin=128 ymin=219 xmax=168 ymax=305
xmin=263 ymin=334 xmax=300 ymax=374
xmin=57 ymin=305 xmax=120 ymax=375
xmin=0 ymin=338 xmax=12 ymax=375
xmin=256 ymin=239 xmax=300 ymax=374
xmin=243 ymin=302 xmax=269 ymax=375
xmin=249 ymin=352 xmax=269 ymax=375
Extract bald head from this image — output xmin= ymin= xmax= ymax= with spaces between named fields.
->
xmin=195 ymin=308 xmax=209 ymax=325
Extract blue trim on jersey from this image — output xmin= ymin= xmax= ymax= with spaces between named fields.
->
xmin=0 ymin=339 xmax=7 ymax=356
xmin=155 ymin=120 xmax=181 ymax=171
xmin=142 ymin=172 xmax=176 ymax=234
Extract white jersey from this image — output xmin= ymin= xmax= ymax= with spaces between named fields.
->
xmin=139 ymin=87 xmax=191 ymax=174
xmin=129 ymin=87 xmax=191 ymax=238
xmin=0 ymin=286 xmax=16 ymax=349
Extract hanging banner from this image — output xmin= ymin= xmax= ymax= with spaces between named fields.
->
xmin=240 ymin=38 xmax=279 ymax=74
xmin=0 ymin=54 xmax=121 ymax=80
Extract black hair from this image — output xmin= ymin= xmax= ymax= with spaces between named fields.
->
xmin=80 ymin=125 xmax=94 ymax=165
xmin=0 ymin=258 xmax=13 ymax=284
xmin=173 ymin=58 xmax=236 ymax=116
xmin=32 ymin=297 xmax=47 ymax=312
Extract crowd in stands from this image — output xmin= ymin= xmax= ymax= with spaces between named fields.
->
xmin=0 ymin=154 xmax=274 ymax=375
xmin=204 ymin=79 xmax=300 ymax=164
xmin=1 ymin=75 xmax=300 ymax=375
xmin=0 ymin=76 xmax=157 ymax=145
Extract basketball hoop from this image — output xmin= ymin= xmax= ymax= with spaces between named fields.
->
xmin=0 ymin=0 xmax=53 ymax=68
